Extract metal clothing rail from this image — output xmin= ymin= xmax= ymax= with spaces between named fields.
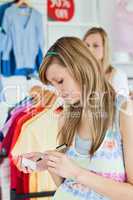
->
xmin=128 ymin=77 xmax=133 ymax=80
xmin=0 ymin=147 xmax=7 ymax=160
xmin=10 ymin=189 xmax=55 ymax=200
xmin=0 ymin=151 xmax=55 ymax=200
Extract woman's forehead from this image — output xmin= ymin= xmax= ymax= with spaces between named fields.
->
xmin=46 ymin=64 xmax=66 ymax=81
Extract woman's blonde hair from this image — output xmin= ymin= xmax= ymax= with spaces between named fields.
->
xmin=83 ymin=27 xmax=115 ymax=77
xmin=39 ymin=37 xmax=116 ymax=155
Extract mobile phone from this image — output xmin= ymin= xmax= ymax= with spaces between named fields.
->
xmin=56 ymin=144 xmax=67 ymax=152
xmin=22 ymin=157 xmax=36 ymax=170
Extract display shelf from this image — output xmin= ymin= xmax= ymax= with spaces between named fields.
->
xmin=43 ymin=0 xmax=98 ymax=50
xmin=47 ymin=21 xmax=99 ymax=27
xmin=112 ymin=61 xmax=133 ymax=65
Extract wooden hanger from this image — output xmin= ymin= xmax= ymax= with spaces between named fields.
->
xmin=16 ymin=0 xmax=32 ymax=8
xmin=15 ymin=0 xmax=32 ymax=16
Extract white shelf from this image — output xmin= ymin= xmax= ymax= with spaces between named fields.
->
xmin=112 ymin=62 xmax=133 ymax=65
xmin=47 ymin=21 xmax=99 ymax=27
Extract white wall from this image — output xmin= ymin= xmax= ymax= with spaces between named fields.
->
xmin=94 ymin=0 xmax=133 ymax=81
xmin=30 ymin=0 xmax=99 ymax=51
xmin=0 ymin=0 xmax=133 ymax=82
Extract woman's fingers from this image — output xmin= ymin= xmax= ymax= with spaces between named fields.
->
xmin=45 ymin=150 xmax=63 ymax=158
xmin=22 ymin=152 xmax=43 ymax=161
xmin=47 ymin=160 xmax=57 ymax=168
xmin=22 ymin=152 xmax=35 ymax=158
xmin=12 ymin=151 xmax=64 ymax=173
xmin=36 ymin=159 xmax=48 ymax=171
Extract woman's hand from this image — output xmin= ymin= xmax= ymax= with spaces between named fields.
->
xmin=46 ymin=151 xmax=81 ymax=179
xmin=36 ymin=153 xmax=49 ymax=171
xmin=13 ymin=152 xmax=47 ymax=173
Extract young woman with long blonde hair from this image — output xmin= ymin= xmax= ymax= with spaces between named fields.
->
xmin=15 ymin=37 xmax=133 ymax=200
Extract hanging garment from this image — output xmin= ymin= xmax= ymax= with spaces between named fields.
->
xmin=1 ymin=106 xmax=46 ymax=200
xmin=11 ymin=96 xmax=59 ymax=156
xmin=11 ymin=97 xmax=61 ymax=200
xmin=0 ymin=1 xmax=16 ymax=76
xmin=0 ymin=158 xmax=10 ymax=200
xmin=0 ymin=102 xmax=9 ymax=137
xmin=10 ymin=106 xmax=47 ymax=199
xmin=0 ymin=110 xmax=28 ymax=200
xmin=1 ymin=90 xmax=57 ymax=199
xmin=2 ymin=3 xmax=44 ymax=76
xmin=0 ymin=30 xmax=6 ymax=79
xmin=0 ymin=1 xmax=13 ymax=26
xmin=0 ymin=29 xmax=6 ymax=53
xmin=10 ymin=91 xmax=57 ymax=199
xmin=0 ymin=101 xmax=48 ymax=200
xmin=0 ymin=102 xmax=37 ymax=200
xmin=0 ymin=97 xmax=32 ymax=143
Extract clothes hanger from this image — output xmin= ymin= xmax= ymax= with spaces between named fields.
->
xmin=15 ymin=0 xmax=32 ymax=8
xmin=15 ymin=0 xmax=32 ymax=16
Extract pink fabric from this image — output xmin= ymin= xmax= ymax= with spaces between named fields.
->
xmin=1 ymin=103 xmax=32 ymax=138
xmin=114 ymin=0 xmax=133 ymax=54
xmin=91 ymin=171 xmax=126 ymax=182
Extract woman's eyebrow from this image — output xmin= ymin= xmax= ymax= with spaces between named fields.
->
xmin=52 ymin=77 xmax=61 ymax=82
xmin=47 ymin=77 xmax=57 ymax=85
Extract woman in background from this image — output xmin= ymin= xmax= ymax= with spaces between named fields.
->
xmin=83 ymin=27 xmax=129 ymax=98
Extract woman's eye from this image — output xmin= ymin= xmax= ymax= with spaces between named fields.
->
xmin=58 ymin=79 xmax=63 ymax=84
xmin=94 ymin=44 xmax=99 ymax=48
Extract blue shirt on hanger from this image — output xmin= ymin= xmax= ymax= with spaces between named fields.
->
xmin=2 ymin=4 xmax=44 ymax=75
xmin=0 ymin=2 xmax=16 ymax=77
xmin=0 ymin=29 xmax=6 ymax=53
xmin=0 ymin=1 xmax=13 ymax=26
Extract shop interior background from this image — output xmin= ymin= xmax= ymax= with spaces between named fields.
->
xmin=0 ymin=1 xmax=133 ymax=199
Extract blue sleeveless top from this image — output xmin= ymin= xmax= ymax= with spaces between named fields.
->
xmin=53 ymin=96 xmax=126 ymax=200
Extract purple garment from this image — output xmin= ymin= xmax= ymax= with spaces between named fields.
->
xmin=1 ymin=111 xmax=26 ymax=155
xmin=1 ymin=102 xmax=32 ymax=138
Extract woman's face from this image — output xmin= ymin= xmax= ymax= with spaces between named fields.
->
xmin=46 ymin=63 xmax=81 ymax=104
xmin=84 ymin=33 xmax=104 ymax=61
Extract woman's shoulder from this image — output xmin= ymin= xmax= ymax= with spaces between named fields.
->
xmin=113 ymin=68 xmax=127 ymax=81
xmin=112 ymin=68 xmax=129 ymax=97
xmin=120 ymin=98 xmax=133 ymax=117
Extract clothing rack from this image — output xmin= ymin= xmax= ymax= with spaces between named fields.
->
xmin=128 ymin=77 xmax=133 ymax=80
xmin=10 ymin=189 xmax=55 ymax=200
xmin=0 ymin=150 xmax=55 ymax=200
xmin=0 ymin=147 xmax=7 ymax=160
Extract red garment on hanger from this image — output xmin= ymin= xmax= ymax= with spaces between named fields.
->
xmin=9 ymin=106 xmax=45 ymax=198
